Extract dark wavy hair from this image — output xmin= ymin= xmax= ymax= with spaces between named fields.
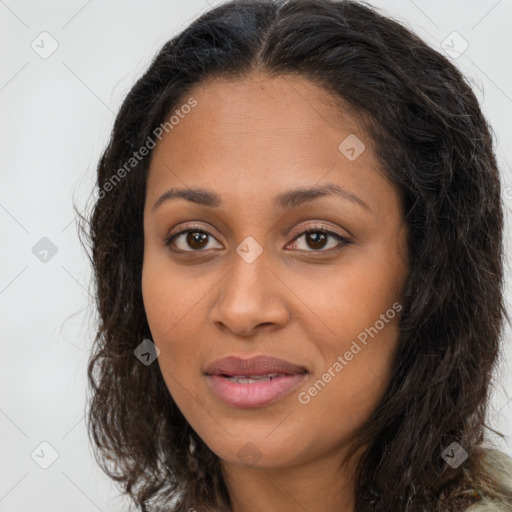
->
xmin=79 ymin=0 xmax=512 ymax=511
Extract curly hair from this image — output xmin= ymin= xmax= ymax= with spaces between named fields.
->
xmin=79 ymin=0 xmax=512 ymax=511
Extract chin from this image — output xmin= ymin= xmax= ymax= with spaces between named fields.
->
xmin=202 ymin=430 xmax=309 ymax=470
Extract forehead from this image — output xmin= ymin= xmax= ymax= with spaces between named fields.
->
xmin=173 ymin=72 xmax=361 ymax=142
xmin=145 ymin=72 xmax=399 ymax=221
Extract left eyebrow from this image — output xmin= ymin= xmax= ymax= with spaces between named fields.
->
xmin=275 ymin=183 xmax=370 ymax=212
xmin=152 ymin=182 xmax=370 ymax=212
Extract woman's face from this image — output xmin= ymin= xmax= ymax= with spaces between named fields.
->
xmin=142 ymin=72 xmax=409 ymax=470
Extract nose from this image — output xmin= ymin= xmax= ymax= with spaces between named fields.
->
xmin=209 ymin=248 xmax=290 ymax=337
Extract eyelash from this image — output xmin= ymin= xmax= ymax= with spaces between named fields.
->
xmin=164 ymin=223 xmax=350 ymax=254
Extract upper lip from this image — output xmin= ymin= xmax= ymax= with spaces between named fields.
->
xmin=204 ymin=355 xmax=308 ymax=377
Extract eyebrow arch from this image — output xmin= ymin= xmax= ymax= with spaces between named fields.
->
xmin=152 ymin=182 xmax=370 ymax=212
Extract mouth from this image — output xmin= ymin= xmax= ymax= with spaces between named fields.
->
xmin=220 ymin=373 xmax=293 ymax=383
xmin=204 ymin=355 xmax=309 ymax=408
xmin=204 ymin=354 xmax=308 ymax=377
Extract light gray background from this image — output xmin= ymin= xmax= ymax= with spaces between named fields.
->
xmin=1 ymin=1 xmax=511 ymax=511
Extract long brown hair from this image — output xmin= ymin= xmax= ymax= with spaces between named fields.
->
xmin=79 ymin=1 xmax=512 ymax=510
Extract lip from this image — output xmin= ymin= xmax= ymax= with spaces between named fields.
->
xmin=204 ymin=355 xmax=309 ymax=408
xmin=204 ymin=355 xmax=308 ymax=377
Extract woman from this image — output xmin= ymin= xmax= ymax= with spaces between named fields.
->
xmin=81 ymin=0 xmax=512 ymax=510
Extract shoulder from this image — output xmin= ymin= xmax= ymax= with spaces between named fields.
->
xmin=464 ymin=448 xmax=512 ymax=512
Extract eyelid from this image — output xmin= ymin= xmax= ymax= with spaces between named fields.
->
xmin=164 ymin=221 xmax=350 ymax=252
xmin=164 ymin=222 xmax=221 ymax=248
xmin=291 ymin=222 xmax=345 ymax=239
xmin=287 ymin=223 xmax=349 ymax=253
xmin=166 ymin=222 xmax=216 ymax=239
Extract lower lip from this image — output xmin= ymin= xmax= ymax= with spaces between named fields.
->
xmin=206 ymin=373 xmax=308 ymax=408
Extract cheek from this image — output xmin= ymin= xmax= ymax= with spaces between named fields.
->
xmin=291 ymin=256 xmax=403 ymax=420
xmin=141 ymin=261 xmax=196 ymax=382
xmin=141 ymin=255 xmax=207 ymax=341
xmin=141 ymin=258 xmax=213 ymax=399
xmin=296 ymin=319 xmax=400 ymax=446
xmin=295 ymin=257 xmax=403 ymax=345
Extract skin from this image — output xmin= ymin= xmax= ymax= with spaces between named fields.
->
xmin=142 ymin=72 xmax=410 ymax=512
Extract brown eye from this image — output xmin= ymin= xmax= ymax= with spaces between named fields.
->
xmin=289 ymin=227 xmax=349 ymax=253
xmin=164 ymin=224 xmax=349 ymax=255
xmin=184 ymin=231 xmax=209 ymax=250
xmin=304 ymin=232 xmax=328 ymax=250
xmin=165 ymin=227 xmax=222 ymax=252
